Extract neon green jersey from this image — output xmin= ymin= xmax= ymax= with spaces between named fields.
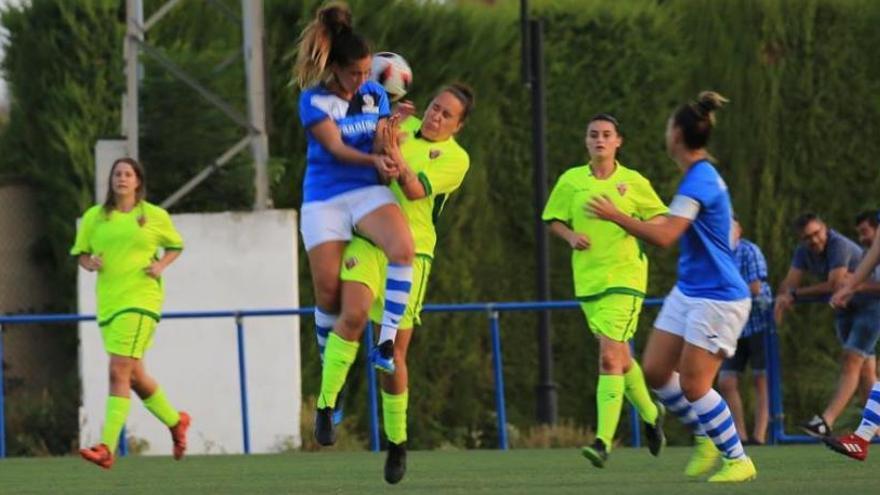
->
xmin=71 ymin=201 xmax=183 ymax=325
xmin=542 ymin=162 xmax=667 ymax=299
xmin=391 ymin=117 xmax=470 ymax=257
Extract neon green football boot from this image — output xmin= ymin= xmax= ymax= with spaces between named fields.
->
xmin=708 ymin=456 xmax=757 ymax=483
xmin=684 ymin=435 xmax=720 ymax=477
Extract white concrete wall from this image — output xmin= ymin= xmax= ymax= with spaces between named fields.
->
xmin=78 ymin=209 xmax=301 ymax=455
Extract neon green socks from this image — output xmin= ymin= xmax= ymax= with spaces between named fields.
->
xmin=596 ymin=374 xmax=625 ymax=449
xmin=143 ymin=387 xmax=181 ymax=427
xmin=101 ymin=395 xmax=131 ymax=453
xmin=382 ymin=389 xmax=409 ymax=444
xmin=317 ymin=333 xmax=360 ymax=409
xmin=624 ymin=360 xmax=659 ymax=425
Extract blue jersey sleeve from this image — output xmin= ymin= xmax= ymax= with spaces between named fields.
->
xmin=676 ymin=164 xmax=715 ymax=205
xmin=298 ymin=89 xmax=329 ymax=129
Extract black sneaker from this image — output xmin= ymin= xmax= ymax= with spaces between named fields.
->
xmin=581 ymin=439 xmax=608 ymax=468
xmin=645 ymin=400 xmax=667 ymax=457
xmin=314 ymin=407 xmax=336 ymax=446
xmin=799 ymin=414 xmax=831 ymax=438
xmin=384 ymin=441 xmax=407 ymax=484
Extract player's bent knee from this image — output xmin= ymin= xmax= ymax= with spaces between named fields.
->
xmin=599 ymin=353 xmax=624 ymax=374
xmin=314 ymin=286 xmax=341 ymax=312
xmin=337 ymin=310 xmax=368 ymax=337
xmin=679 ymin=376 xmax=711 ymax=402
xmin=386 ymin=242 xmax=415 ymax=265
xmin=642 ymin=363 xmax=670 ymax=389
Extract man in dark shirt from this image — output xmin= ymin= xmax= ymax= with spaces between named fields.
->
xmin=775 ymin=212 xmax=880 ymax=438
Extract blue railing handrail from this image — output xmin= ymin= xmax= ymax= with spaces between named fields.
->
xmin=0 ymin=298 xmax=667 ymax=325
xmin=0 ymin=297 xmax=833 ymax=459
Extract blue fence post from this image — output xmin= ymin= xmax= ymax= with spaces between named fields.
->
xmin=766 ymin=323 xmax=784 ymax=445
xmin=488 ymin=310 xmax=509 ymax=450
xmin=0 ymin=323 xmax=5 ymax=459
xmin=628 ymin=341 xmax=641 ymax=448
xmin=235 ymin=313 xmax=251 ymax=454
xmin=365 ymin=322 xmax=380 ymax=452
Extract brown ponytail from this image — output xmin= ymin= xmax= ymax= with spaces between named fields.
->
xmin=442 ymin=83 xmax=476 ymax=123
xmin=672 ymin=91 xmax=728 ymax=150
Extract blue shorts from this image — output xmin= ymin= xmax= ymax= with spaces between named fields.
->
xmin=834 ymin=303 xmax=880 ymax=357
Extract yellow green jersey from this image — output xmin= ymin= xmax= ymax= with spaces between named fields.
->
xmin=71 ymin=201 xmax=183 ymax=326
xmin=392 ymin=117 xmax=470 ymax=257
xmin=542 ymin=162 xmax=667 ymax=299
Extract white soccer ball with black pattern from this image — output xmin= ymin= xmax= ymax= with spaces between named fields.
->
xmin=371 ymin=52 xmax=412 ymax=102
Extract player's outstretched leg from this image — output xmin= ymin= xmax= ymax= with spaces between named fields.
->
xmin=371 ymin=263 xmax=413 ymax=373
xmin=624 ymin=360 xmax=665 ymax=456
xmin=81 ymin=396 xmax=130 ymax=469
xmin=823 ymin=381 xmax=880 ymax=461
xmin=316 ymin=333 xmax=360 ymax=446
xmin=652 ymin=372 xmax=719 ymax=476
xmin=689 ymin=389 xmax=755 ymax=482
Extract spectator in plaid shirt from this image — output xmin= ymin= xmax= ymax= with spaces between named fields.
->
xmin=718 ymin=217 xmax=773 ymax=445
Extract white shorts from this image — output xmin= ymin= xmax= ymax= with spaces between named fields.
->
xmin=653 ymin=286 xmax=751 ymax=358
xmin=300 ymin=186 xmax=397 ymax=251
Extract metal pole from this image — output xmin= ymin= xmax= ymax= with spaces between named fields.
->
xmin=529 ymin=18 xmax=557 ymax=425
xmin=124 ymin=0 xmax=142 ymax=160
xmin=767 ymin=324 xmax=783 ymax=445
xmin=365 ymin=322 xmax=380 ymax=452
xmin=235 ymin=314 xmax=251 ymax=454
xmin=489 ymin=311 xmax=509 ymax=450
xmin=0 ymin=323 xmax=6 ymax=459
xmin=242 ymin=0 xmax=270 ymax=210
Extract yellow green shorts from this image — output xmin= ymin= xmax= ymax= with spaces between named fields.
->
xmin=340 ymin=236 xmax=432 ymax=330
xmin=100 ymin=311 xmax=158 ymax=359
xmin=579 ymin=293 xmax=644 ymax=342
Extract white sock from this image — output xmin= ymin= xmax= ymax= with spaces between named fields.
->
xmin=692 ymin=389 xmax=746 ymax=460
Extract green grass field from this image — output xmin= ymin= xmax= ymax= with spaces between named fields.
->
xmin=0 ymin=445 xmax=873 ymax=494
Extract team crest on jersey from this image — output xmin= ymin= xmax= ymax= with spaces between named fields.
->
xmin=616 ymin=182 xmax=628 ymax=196
xmin=344 ymin=257 xmax=359 ymax=270
xmin=362 ymin=94 xmax=378 ymax=114
xmin=429 ymin=149 xmax=442 ymax=159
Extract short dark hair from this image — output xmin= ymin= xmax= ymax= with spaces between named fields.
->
xmin=855 ymin=210 xmax=879 ymax=228
xmin=793 ymin=212 xmax=821 ymax=232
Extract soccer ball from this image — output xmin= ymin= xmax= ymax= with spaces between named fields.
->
xmin=371 ymin=52 xmax=412 ymax=102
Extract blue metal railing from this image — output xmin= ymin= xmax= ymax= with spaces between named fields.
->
xmin=0 ymin=299 xmax=856 ymax=458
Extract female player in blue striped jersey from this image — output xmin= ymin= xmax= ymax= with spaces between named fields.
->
xmin=589 ymin=91 xmax=756 ymax=483
xmin=294 ymin=2 xmax=414 ymax=377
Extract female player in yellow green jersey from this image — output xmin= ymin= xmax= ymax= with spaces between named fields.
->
xmin=543 ymin=114 xmax=667 ymax=467
xmin=73 ymin=158 xmax=189 ymax=469
xmin=316 ymin=84 xmax=474 ymax=484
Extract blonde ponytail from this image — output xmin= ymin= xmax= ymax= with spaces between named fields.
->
xmin=293 ymin=2 xmax=354 ymax=88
